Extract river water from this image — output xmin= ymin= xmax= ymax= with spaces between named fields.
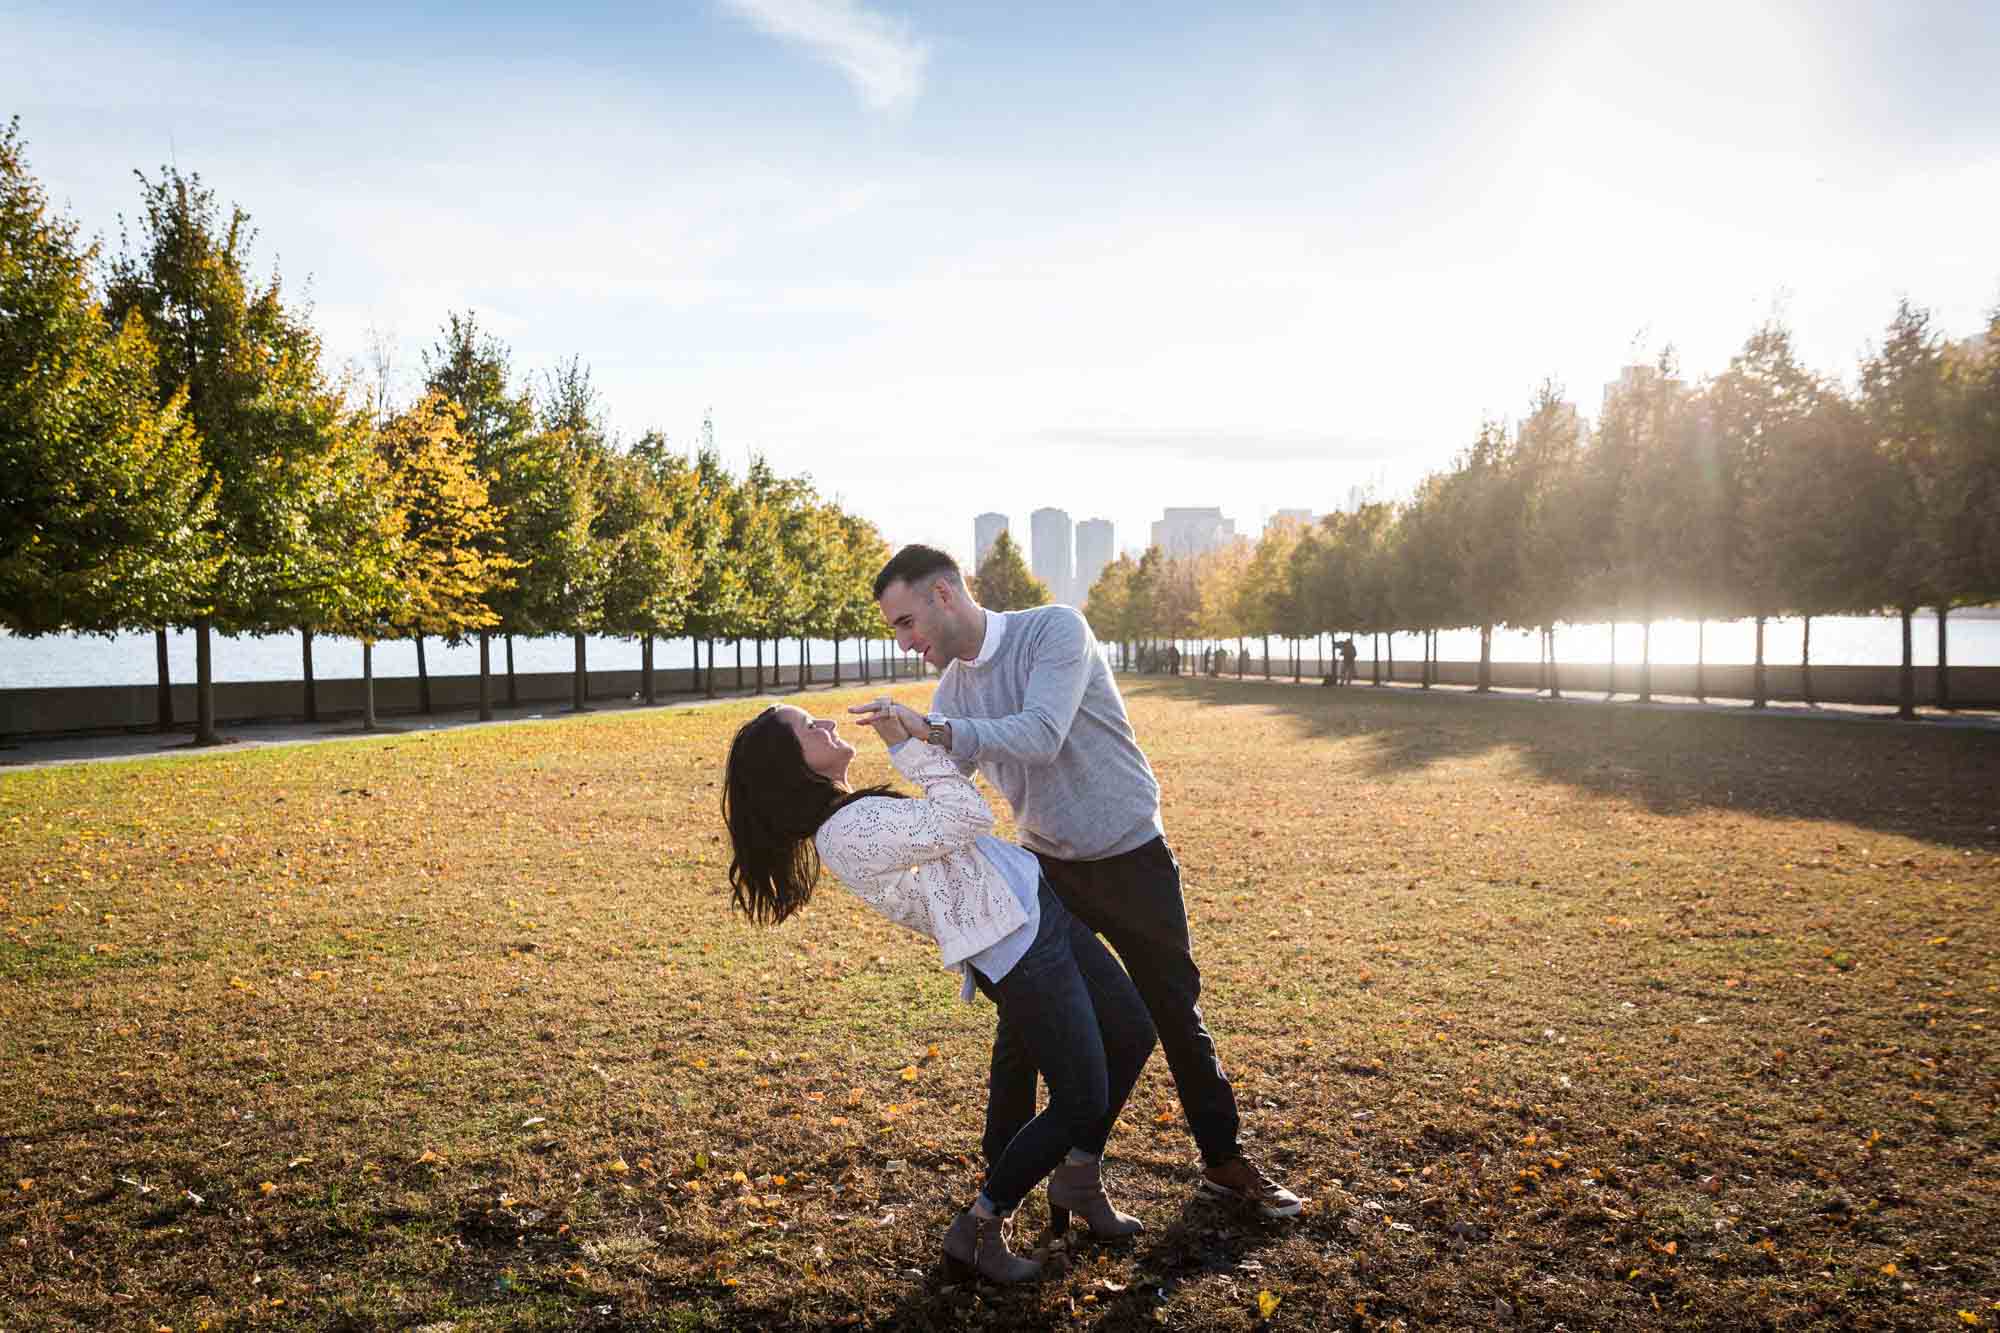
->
xmin=0 ymin=631 xmax=915 ymax=690
xmin=2 ymin=614 xmax=1995 ymax=689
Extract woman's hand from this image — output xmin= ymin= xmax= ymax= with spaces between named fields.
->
xmin=848 ymin=697 xmax=924 ymax=745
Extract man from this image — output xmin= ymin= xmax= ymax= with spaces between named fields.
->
xmin=851 ymin=544 xmax=1302 ymax=1220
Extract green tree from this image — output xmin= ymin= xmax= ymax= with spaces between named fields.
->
xmin=629 ymin=430 xmax=719 ymax=702
xmin=421 ymin=311 xmax=538 ymax=715
xmin=973 ymin=530 xmax=1050 ymax=611
xmin=596 ymin=446 xmax=698 ymax=701
xmin=1448 ymin=419 xmax=1528 ymax=692
xmin=1859 ymin=301 xmax=1951 ymax=718
xmin=1944 ymin=313 xmax=2000 ymax=613
xmin=1510 ymin=385 xmax=1586 ymax=696
xmin=1389 ymin=476 xmax=1460 ymax=686
xmin=104 ymin=164 xmax=348 ymax=743
xmin=337 ymin=392 xmax=511 ymax=727
xmin=514 ymin=359 xmax=613 ymax=712
xmin=1710 ymin=322 xmax=1824 ymax=706
xmin=1 ymin=119 xmax=220 ymax=658
xmin=834 ymin=512 xmax=893 ymax=684
xmin=1236 ymin=520 xmax=1304 ymax=680
xmin=1083 ymin=552 xmax=1136 ymax=667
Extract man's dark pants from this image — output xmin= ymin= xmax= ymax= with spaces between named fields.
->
xmin=981 ymin=836 xmax=1242 ymax=1170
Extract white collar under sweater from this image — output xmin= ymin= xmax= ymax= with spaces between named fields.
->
xmin=966 ymin=609 xmax=1006 ymax=666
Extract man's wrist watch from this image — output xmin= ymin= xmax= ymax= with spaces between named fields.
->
xmin=924 ymin=713 xmax=952 ymax=748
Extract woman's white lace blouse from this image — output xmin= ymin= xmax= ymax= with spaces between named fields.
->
xmin=813 ymin=739 xmax=1034 ymax=990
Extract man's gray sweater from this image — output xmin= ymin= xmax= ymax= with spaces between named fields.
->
xmin=935 ymin=604 xmax=1163 ymax=861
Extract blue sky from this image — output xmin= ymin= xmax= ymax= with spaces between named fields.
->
xmin=9 ymin=0 xmax=1999 ymax=565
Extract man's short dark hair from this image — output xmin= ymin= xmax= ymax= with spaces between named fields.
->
xmin=873 ymin=544 xmax=963 ymax=601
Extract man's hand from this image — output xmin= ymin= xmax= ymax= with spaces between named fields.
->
xmin=848 ymin=697 xmax=927 ymax=745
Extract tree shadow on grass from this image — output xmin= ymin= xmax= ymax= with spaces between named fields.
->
xmin=1138 ymin=677 xmax=2000 ymax=852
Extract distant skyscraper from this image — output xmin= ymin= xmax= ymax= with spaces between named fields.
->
xmin=1150 ymin=507 xmax=1236 ymax=558
xmin=1602 ymin=364 xmax=1683 ymax=411
xmin=1268 ymin=508 xmax=1316 ymax=531
xmin=1030 ymin=507 xmax=1074 ymax=604
xmin=1074 ymin=519 xmax=1115 ymax=604
xmin=973 ymin=512 xmax=1009 ymax=573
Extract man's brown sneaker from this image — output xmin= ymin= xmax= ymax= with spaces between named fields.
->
xmin=1199 ymin=1156 xmax=1303 ymax=1219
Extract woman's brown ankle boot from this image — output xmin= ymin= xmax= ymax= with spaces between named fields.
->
xmin=1047 ymin=1158 xmax=1144 ymax=1240
xmin=943 ymin=1208 xmax=1042 ymax=1283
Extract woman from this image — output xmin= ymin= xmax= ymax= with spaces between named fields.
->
xmin=723 ymin=702 xmax=1156 ymax=1283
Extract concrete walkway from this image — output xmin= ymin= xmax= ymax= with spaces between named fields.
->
xmin=3 ymin=670 xmax=1995 ymax=773
xmin=1171 ymin=670 xmax=2000 ymax=732
xmin=0 ymin=681 xmax=860 ymax=771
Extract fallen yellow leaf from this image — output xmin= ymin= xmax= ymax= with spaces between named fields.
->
xmin=1257 ymin=1289 xmax=1281 ymax=1319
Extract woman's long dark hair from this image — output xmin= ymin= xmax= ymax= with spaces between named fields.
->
xmin=722 ymin=707 xmax=902 ymax=924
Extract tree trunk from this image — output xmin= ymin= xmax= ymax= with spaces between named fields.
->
xmin=1547 ymin=625 xmax=1562 ymax=699
xmin=1477 ymin=623 xmax=1492 ymax=693
xmin=796 ymin=638 xmax=806 ymax=691
xmin=194 ymin=617 xmax=218 ymax=745
xmin=755 ymin=638 xmax=765 ymax=692
xmin=1898 ymin=606 xmax=1916 ymax=720
xmin=478 ymin=629 xmax=494 ymax=720
xmin=1262 ymin=635 xmax=1271 ymax=681
xmin=860 ymin=637 xmax=869 ymax=685
xmin=1695 ymin=620 xmax=1705 ymax=702
xmin=302 ymin=629 xmax=318 ymax=723
xmin=1753 ymin=616 xmax=1767 ymax=709
xmin=155 ymin=628 xmax=174 ymax=732
xmin=1936 ymin=606 xmax=1951 ymax=710
xmin=1372 ymin=631 xmax=1381 ymax=686
xmin=642 ymin=634 xmax=656 ymax=705
xmin=707 ymin=637 xmax=718 ymax=698
xmin=1237 ymin=636 xmax=1245 ymax=679
xmin=736 ymin=638 xmax=744 ymax=691
xmin=1802 ymin=616 xmax=1814 ymax=706
xmin=415 ymin=635 xmax=432 ymax=714
xmin=1639 ymin=618 xmax=1652 ymax=704
xmin=1385 ymin=632 xmax=1393 ymax=685
xmin=362 ymin=640 xmax=377 ymax=731
xmin=505 ymin=633 xmax=519 ymax=708
xmin=1293 ymin=637 xmax=1302 ymax=684
xmin=833 ymin=637 xmax=842 ymax=686
xmin=572 ymin=632 xmax=588 ymax=712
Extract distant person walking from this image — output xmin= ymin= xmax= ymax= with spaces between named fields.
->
xmin=853 ymin=545 xmax=1304 ymax=1221
xmin=1340 ymin=637 xmax=1358 ymax=686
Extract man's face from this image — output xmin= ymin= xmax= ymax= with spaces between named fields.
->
xmin=878 ymin=577 xmax=957 ymax=670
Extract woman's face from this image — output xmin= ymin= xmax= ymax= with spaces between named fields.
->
xmin=774 ymin=705 xmax=855 ymax=783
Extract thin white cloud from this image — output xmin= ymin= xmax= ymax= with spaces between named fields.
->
xmin=719 ymin=0 xmax=929 ymax=111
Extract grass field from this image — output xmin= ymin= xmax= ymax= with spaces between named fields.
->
xmin=2 ymin=678 xmax=1997 ymax=1331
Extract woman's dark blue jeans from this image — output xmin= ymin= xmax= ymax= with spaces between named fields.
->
xmin=970 ymin=880 xmax=1156 ymax=1214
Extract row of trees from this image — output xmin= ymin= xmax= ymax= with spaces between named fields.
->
xmin=1084 ymin=310 xmax=2000 ymax=717
xmin=2 ymin=120 xmax=911 ymax=742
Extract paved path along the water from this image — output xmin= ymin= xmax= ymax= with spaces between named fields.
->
xmin=2 ymin=673 xmax=1995 ymax=773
